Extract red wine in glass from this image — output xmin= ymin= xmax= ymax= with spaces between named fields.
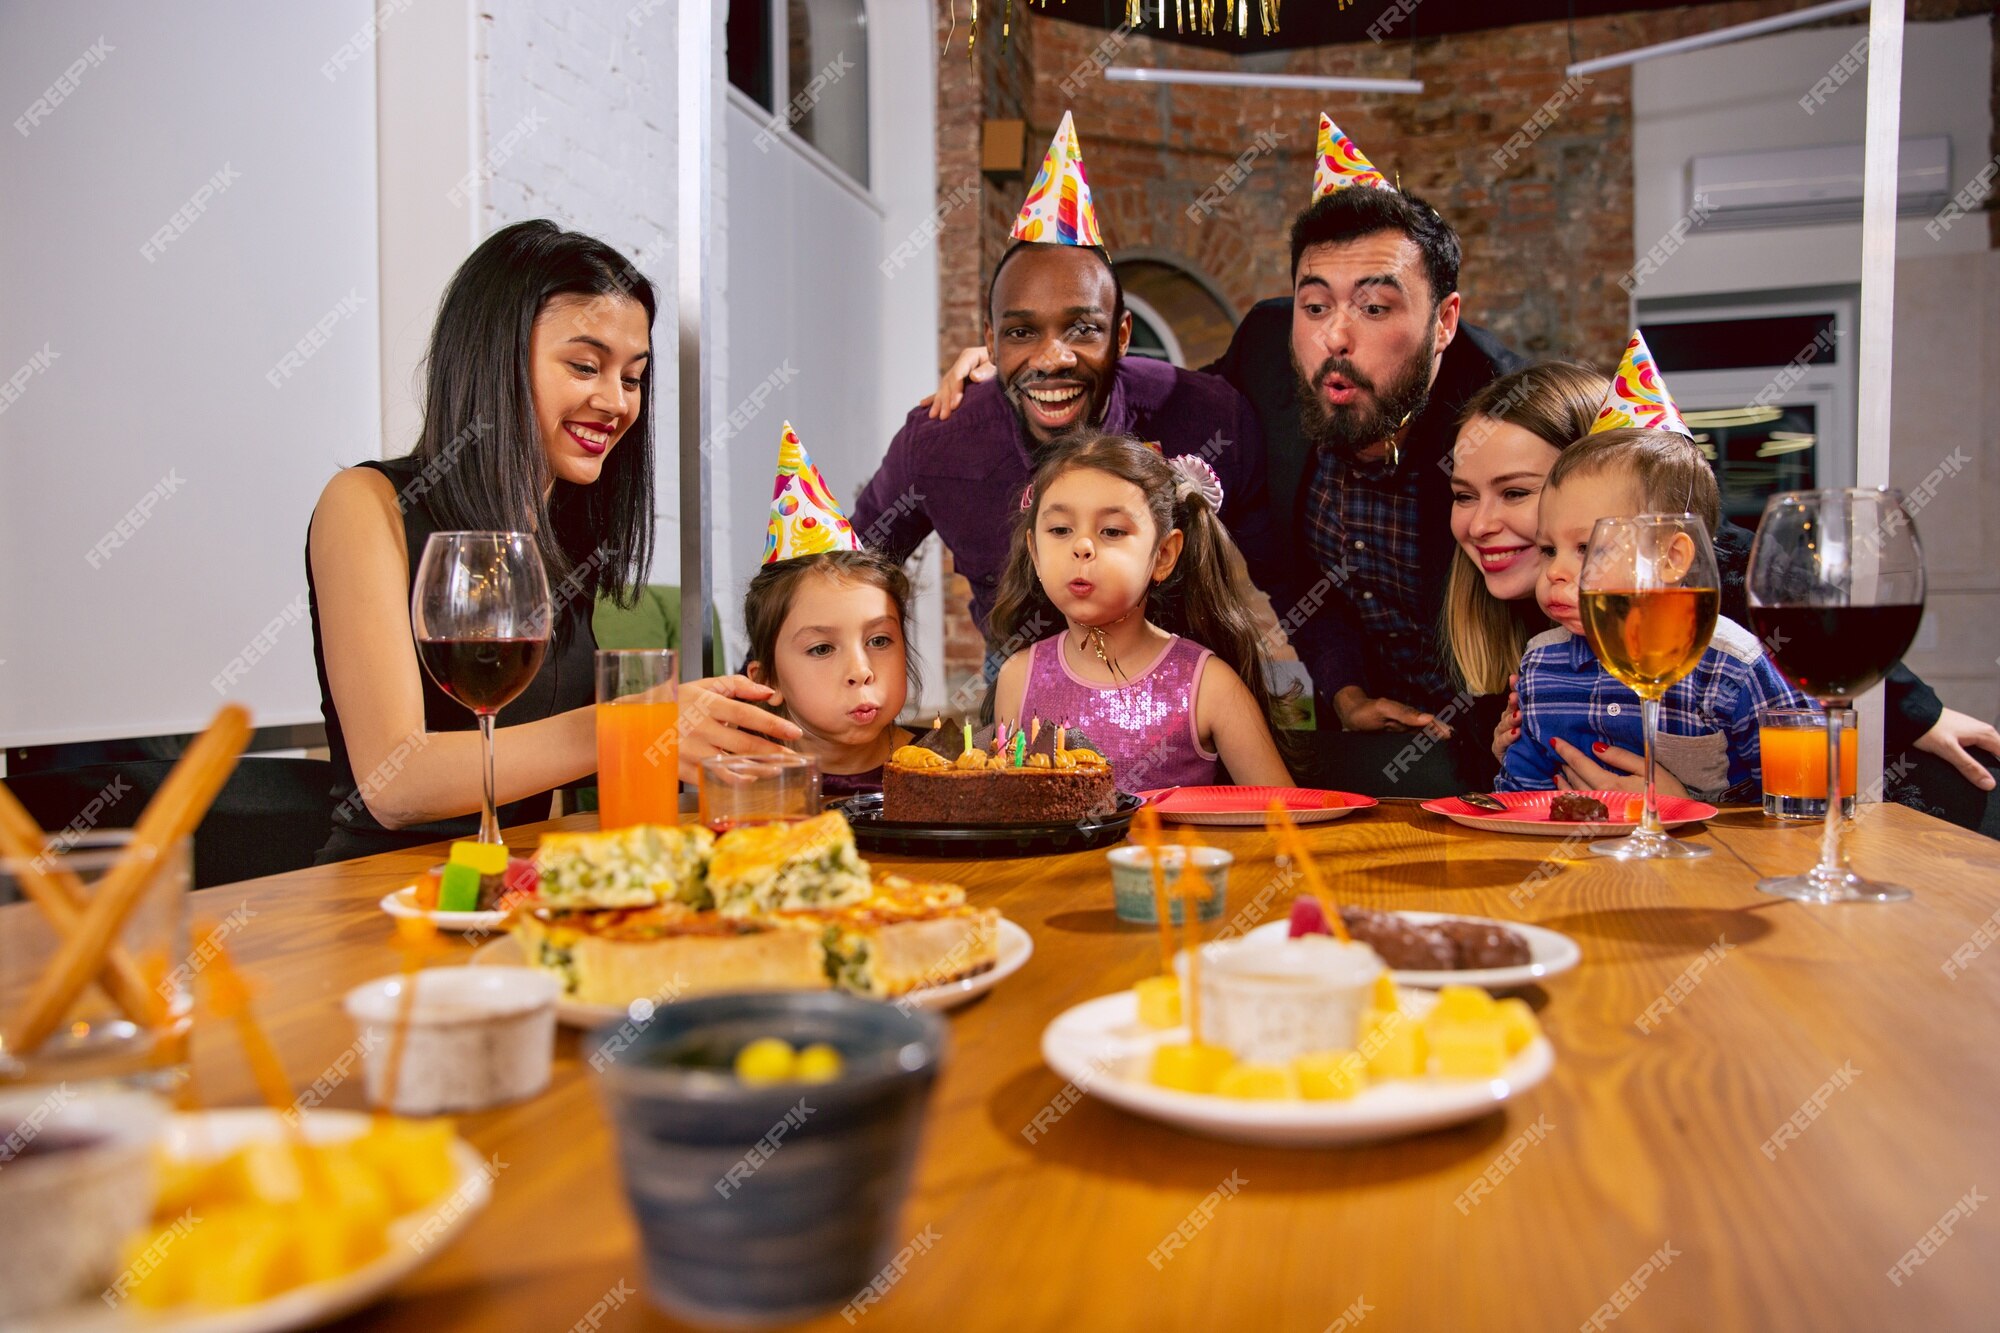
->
xmin=1744 ymin=605 xmax=1923 ymax=700
xmin=411 ymin=532 xmax=552 ymax=845
xmin=417 ymin=637 xmax=547 ymax=714
xmin=1746 ymin=489 xmax=1925 ymax=903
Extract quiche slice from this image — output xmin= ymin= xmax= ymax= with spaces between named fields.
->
xmin=510 ymin=904 xmax=825 ymax=1006
xmin=707 ymin=811 xmax=872 ymax=918
xmin=532 ymin=823 xmax=716 ymax=910
xmin=782 ymin=876 xmax=999 ymax=999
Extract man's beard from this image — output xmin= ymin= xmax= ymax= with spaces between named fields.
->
xmin=1293 ymin=340 xmax=1435 ymax=460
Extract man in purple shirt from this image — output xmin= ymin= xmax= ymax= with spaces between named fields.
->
xmin=851 ymin=241 xmax=1278 ymax=657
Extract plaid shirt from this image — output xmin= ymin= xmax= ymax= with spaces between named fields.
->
xmin=1305 ymin=446 xmax=1452 ymax=705
xmin=1497 ymin=616 xmax=1812 ymax=799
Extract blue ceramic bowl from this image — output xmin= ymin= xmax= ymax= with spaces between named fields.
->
xmin=593 ymin=991 xmax=947 ymax=1327
xmin=1106 ymin=844 xmax=1231 ymax=924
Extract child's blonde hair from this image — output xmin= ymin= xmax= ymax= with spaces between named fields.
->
xmin=1544 ymin=428 xmax=1721 ymax=535
xmin=1443 ymin=362 xmax=1608 ymax=694
xmin=987 ymin=434 xmax=1300 ymax=743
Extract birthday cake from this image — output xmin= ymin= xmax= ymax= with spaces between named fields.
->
xmin=880 ymin=719 xmax=1118 ymax=826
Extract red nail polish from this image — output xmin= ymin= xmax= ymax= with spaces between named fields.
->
xmin=1592 ymin=741 xmax=1608 ymax=755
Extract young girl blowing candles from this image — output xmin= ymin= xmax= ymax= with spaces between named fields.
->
xmin=742 ymin=425 xmax=917 ymax=798
xmin=987 ymin=434 xmax=1294 ymax=789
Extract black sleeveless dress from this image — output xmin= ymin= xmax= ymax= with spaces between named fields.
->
xmin=306 ymin=456 xmax=597 ymax=863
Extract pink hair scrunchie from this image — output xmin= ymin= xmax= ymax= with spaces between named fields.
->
xmin=1170 ymin=454 xmax=1225 ymax=511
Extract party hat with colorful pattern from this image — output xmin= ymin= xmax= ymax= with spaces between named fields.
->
xmin=1010 ymin=111 xmax=1105 ymax=247
xmin=1589 ymin=331 xmax=1691 ymax=437
xmin=765 ymin=422 xmax=860 ymax=564
xmin=1312 ymin=114 xmax=1392 ymax=201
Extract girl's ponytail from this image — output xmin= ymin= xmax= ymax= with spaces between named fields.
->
xmin=1151 ymin=475 xmax=1305 ymax=754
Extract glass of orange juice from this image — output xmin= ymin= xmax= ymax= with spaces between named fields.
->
xmin=1758 ymin=706 xmax=1856 ymax=820
xmin=596 ymin=649 xmax=679 ymax=829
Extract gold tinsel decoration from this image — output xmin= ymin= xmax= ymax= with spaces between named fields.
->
xmin=959 ymin=0 xmax=1281 ymax=55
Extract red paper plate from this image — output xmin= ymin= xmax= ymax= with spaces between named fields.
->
xmin=1136 ymin=786 xmax=1377 ymax=826
xmin=1421 ymin=789 xmax=1718 ymax=836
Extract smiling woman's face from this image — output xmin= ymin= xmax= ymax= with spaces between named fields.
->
xmin=1449 ymin=416 xmax=1562 ymax=602
xmin=529 ymin=293 xmax=651 ymax=488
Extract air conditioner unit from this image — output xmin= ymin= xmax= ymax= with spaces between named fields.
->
xmin=1689 ymin=137 xmax=1951 ymax=229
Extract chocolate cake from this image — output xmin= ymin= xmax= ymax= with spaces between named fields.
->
xmin=880 ymin=720 xmax=1119 ymax=826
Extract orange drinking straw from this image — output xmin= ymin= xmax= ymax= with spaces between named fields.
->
xmin=203 ymin=937 xmax=303 ymax=1129
xmin=1131 ymin=805 xmax=1175 ymax=975
xmin=1266 ymin=801 xmax=1351 ymax=943
xmin=380 ymin=914 xmax=444 ymax=1116
xmin=1174 ymin=828 xmax=1206 ymax=1043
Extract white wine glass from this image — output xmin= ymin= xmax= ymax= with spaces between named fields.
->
xmin=1577 ymin=514 xmax=1721 ymax=860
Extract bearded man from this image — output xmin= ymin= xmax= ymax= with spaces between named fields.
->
xmin=1208 ymin=181 xmax=1522 ymax=733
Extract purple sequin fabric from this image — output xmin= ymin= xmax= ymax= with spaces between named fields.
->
xmin=1021 ymin=634 xmax=1219 ymax=790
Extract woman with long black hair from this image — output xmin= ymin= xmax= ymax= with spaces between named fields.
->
xmin=306 ymin=220 xmax=797 ymax=861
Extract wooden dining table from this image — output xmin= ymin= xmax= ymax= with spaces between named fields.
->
xmin=161 ymin=798 xmax=1999 ymax=1331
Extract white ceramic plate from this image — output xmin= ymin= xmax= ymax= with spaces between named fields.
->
xmin=1419 ymin=790 xmax=1718 ymax=837
xmin=1244 ymin=915 xmax=1581 ymax=991
xmin=35 ymin=1109 xmax=490 ymax=1333
xmin=1041 ymin=988 xmax=1554 ymax=1148
xmin=470 ymin=917 xmax=1035 ymax=1027
xmin=378 ymin=885 xmax=511 ymax=934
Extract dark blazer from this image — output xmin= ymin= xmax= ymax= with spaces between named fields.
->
xmin=1205 ymin=296 xmax=1524 ymax=710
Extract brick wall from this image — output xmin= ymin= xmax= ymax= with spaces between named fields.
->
xmin=929 ymin=2 xmax=1997 ymax=686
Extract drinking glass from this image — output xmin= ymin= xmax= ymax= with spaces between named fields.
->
xmin=1747 ymin=489 xmax=1926 ymax=902
xmin=1758 ymin=706 xmax=1857 ymax=820
xmin=1577 ymin=514 xmax=1721 ymax=860
xmin=0 ymin=833 xmax=191 ymax=1090
xmin=597 ymin=650 xmax=680 ymax=830
xmin=697 ymin=755 xmax=819 ymax=833
xmin=411 ymin=532 xmax=551 ymax=845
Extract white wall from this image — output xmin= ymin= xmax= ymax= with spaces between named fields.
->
xmin=714 ymin=2 xmax=941 ymax=695
xmin=1632 ymin=16 xmax=1992 ymax=298
xmin=1635 ymin=15 xmax=1999 ymax=723
xmin=477 ymin=0 xmax=685 ymax=585
xmin=0 ymin=0 xmax=380 ymax=746
xmin=377 ymin=0 xmax=480 ymax=459
xmin=1891 ymin=249 xmax=2000 ymax=724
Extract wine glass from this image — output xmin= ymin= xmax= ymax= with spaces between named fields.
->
xmin=1747 ymin=489 xmax=1925 ymax=902
xmin=411 ymin=532 xmax=551 ymax=844
xmin=1577 ymin=514 xmax=1721 ymax=860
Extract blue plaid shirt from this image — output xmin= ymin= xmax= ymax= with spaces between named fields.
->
xmin=1305 ymin=447 xmax=1452 ymax=705
xmin=1497 ymin=616 xmax=1813 ymax=799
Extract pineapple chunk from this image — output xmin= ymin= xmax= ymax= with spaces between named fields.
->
xmin=1293 ymin=1050 xmax=1369 ymax=1100
xmin=1430 ymin=1020 xmax=1509 ymax=1078
xmin=1370 ymin=972 xmax=1400 ymax=1012
xmin=1134 ymin=975 xmax=1182 ymax=1030
xmin=1148 ymin=1041 xmax=1235 ymax=1094
xmin=350 ymin=1118 xmax=459 ymax=1213
xmin=1215 ymin=1064 xmax=1296 ymax=1100
xmin=1361 ymin=1008 xmax=1427 ymax=1080
xmin=221 ymin=1139 xmax=310 ymax=1205
xmin=1496 ymin=997 xmax=1541 ymax=1056
xmin=1428 ymin=984 xmax=1497 ymax=1026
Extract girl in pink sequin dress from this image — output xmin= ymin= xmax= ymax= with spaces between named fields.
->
xmin=989 ymin=435 xmax=1295 ymax=790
